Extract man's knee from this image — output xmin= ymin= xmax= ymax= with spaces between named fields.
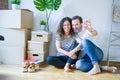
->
xmin=76 ymin=61 xmax=86 ymax=72
xmin=76 ymin=62 xmax=83 ymax=70
xmin=76 ymin=61 xmax=91 ymax=72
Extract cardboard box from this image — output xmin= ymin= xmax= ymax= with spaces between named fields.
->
xmin=27 ymin=51 xmax=49 ymax=62
xmin=0 ymin=9 xmax=33 ymax=29
xmin=0 ymin=46 xmax=26 ymax=65
xmin=31 ymin=31 xmax=52 ymax=42
xmin=0 ymin=28 xmax=31 ymax=47
xmin=28 ymin=41 xmax=49 ymax=52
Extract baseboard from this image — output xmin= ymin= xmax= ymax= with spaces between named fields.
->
xmin=100 ymin=60 xmax=120 ymax=68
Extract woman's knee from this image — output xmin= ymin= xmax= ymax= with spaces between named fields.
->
xmin=46 ymin=56 xmax=54 ymax=64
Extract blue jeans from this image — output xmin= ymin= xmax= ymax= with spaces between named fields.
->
xmin=46 ymin=56 xmax=77 ymax=68
xmin=46 ymin=40 xmax=79 ymax=68
xmin=76 ymin=39 xmax=104 ymax=72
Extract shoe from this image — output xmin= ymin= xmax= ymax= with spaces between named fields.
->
xmin=22 ymin=62 xmax=30 ymax=72
xmin=35 ymin=64 xmax=40 ymax=70
xmin=28 ymin=62 xmax=36 ymax=73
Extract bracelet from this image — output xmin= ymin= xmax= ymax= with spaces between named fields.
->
xmin=90 ymin=29 xmax=94 ymax=32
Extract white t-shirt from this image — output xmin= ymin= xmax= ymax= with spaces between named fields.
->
xmin=77 ymin=28 xmax=92 ymax=40
xmin=76 ymin=28 xmax=93 ymax=59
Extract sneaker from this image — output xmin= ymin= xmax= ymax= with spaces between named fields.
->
xmin=22 ymin=62 xmax=30 ymax=72
xmin=35 ymin=64 xmax=40 ymax=70
xmin=28 ymin=62 xmax=36 ymax=73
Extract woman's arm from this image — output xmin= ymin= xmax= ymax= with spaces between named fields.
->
xmin=67 ymin=37 xmax=82 ymax=58
xmin=56 ymin=40 xmax=68 ymax=55
xmin=67 ymin=44 xmax=81 ymax=57
xmin=71 ymin=44 xmax=82 ymax=53
xmin=56 ymin=40 xmax=77 ymax=59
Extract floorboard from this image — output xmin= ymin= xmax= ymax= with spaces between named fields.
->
xmin=0 ymin=61 xmax=120 ymax=80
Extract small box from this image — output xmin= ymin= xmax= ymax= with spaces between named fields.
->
xmin=0 ymin=9 xmax=33 ymax=29
xmin=28 ymin=41 xmax=49 ymax=52
xmin=31 ymin=31 xmax=52 ymax=42
xmin=27 ymin=51 xmax=49 ymax=61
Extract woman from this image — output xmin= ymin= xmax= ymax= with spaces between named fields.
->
xmin=46 ymin=17 xmax=81 ymax=72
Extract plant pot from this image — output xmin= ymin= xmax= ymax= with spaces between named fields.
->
xmin=12 ymin=4 xmax=20 ymax=10
xmin=40 ymin=25 xmax=46 ymax=31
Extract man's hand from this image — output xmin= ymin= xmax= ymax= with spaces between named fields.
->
xmin=83 ymin=19 xmax=92 ymax=31
xmin=83 ymin=19 xmax=98 ymax=36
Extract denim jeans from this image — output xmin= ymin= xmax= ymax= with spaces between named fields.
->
xmin=76 ymin=39 xmax=104 ymax=72
xmin=46 ymin=41 xmax=79 ymax=68
xmin=46 ymin=56 xmax=77 ymax=68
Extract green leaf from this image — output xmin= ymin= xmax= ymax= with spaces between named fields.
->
xmin=33 ymin=0 xmax=46 ymax=11
xmin=45 ymin=0 xmax=53 ymax=10
xmin=53 ymin=0 xmax=61 ymax=10
xmin=34 ymin=0 xmax=61 ymax=11
xmin=11 ymin=0 xmax=20 ymax=5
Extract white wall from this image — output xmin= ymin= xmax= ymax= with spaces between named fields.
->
xmin=16 ymin=0 xmax=119 ymax=60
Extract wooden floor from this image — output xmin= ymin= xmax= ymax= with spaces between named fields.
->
xmin=0 ymin=62 xmax=120 ymax=80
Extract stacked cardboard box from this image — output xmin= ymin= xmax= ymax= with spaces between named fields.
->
xmin=0 ymin=9 xmax=33 ymax=65
xmin=27 ymin=31 xmax=52 ymax=62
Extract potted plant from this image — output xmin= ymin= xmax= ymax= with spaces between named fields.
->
xmin=33 ymin=0 xmax=62 ymax=31
xmin=40 ymin=20 xmax=47 ymax=31
xmin=11 ymin=0 xmax=20 ymax=10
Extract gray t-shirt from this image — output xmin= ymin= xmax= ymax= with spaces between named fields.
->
xmin=56 ymin=34 xmax=76 ymax=56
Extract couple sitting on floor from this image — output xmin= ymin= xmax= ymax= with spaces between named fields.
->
xmin=46 ymin=16 xmax=117 ymax=75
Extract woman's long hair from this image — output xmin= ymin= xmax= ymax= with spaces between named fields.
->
xmin=57 ymin=17 xmax=75 ymax=40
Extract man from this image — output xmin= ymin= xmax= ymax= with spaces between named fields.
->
xmin=71 ymin=16 xmax=117 ymax=75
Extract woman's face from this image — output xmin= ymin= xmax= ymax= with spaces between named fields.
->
xmin=63 ymin=20 xmax=71 ymax=34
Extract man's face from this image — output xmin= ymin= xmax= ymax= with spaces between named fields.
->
xmin=72 ymin=19 xmax=82 ymax=33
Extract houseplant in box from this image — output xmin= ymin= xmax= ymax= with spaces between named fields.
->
xmin=11 ymin=0 xmax=20 ymax=10
xmin=40 ymin=20 xmax=47 ymax=31
xmin=33 ymin=0 xmax=62 ymax=31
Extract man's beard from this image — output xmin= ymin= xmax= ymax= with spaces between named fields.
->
xmin=74 ymin=28 xmax=81 ymax=33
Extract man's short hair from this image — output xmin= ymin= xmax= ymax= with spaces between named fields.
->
xmin=72 ymin=16 xmax=83 ymax=23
